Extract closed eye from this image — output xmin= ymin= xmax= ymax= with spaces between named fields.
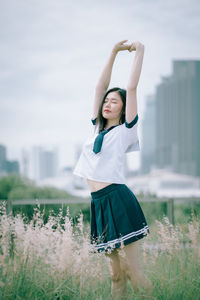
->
xmin=104 ymin=100 xmax=117 ymax=104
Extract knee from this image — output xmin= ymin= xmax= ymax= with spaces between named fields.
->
xmin=111 ymin=270 xmax=126 ymax=282
xmin=126 ymin=267 xmax=152 ymax=289
xmin=125 ymin=268 xmax=132 ymax=281
xmin=126 ymin=267 xmax=143 ymax=281
xmin=111 ymin=272 xmax=120 ymax=282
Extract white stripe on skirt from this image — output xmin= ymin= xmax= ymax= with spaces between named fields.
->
xmin=91 ymin=225 xmax=149 ymax=250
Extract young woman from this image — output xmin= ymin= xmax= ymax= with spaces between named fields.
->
xmin=73 ymin=40 xmax=152 ymax=299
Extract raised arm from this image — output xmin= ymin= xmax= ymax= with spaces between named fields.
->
xmin=92 ymin=40 xmax=131 ymax=120
xmin=126 ymin=42 xmax=145 ymax=123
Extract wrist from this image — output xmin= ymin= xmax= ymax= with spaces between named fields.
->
xmin=135 ymin=43 xmax=144 ymax=51
xmin=111 ymin=48 xmax=118 ymax=55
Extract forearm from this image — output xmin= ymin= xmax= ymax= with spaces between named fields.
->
xmin=96 ymin=49 xmax=117 ymax=90
xmin=127 ymin=45 xmax=144 ymax=90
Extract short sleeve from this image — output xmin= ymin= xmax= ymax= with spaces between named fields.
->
xmin=91 ymin=117 xmax=99 ymax=134
xmin=91 ymin=118 xmax=97 ymax=125
xmin=120 ymin=114 xmax=140 ymax=153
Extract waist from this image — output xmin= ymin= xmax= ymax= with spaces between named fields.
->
xmin=90 ymin=183 xmax=126 ymax=199
xmin=87 ymin=179 xmax=113 ymax=192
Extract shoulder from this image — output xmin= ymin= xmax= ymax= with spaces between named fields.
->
xmin=118 ymin=114 xmax=139 ymax=132
xmin=91 ymin=118 xmax=97 ymax=125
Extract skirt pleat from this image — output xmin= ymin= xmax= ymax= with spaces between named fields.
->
xmin=90 ymin=183 xmax=150 ymax=253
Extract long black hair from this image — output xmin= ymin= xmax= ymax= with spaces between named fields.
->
xmin=96 ymin=87 xmax=127 ymax=133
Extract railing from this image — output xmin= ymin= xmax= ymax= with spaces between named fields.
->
xmin=3 ymin=195 xmax=200 ymax=225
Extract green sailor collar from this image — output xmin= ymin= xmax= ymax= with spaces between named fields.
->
xmin=91 ymin=114 xmax=139 ymax=154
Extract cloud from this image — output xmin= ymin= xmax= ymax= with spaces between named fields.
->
xmin=0 ymin=0 xmax=200 ymax=168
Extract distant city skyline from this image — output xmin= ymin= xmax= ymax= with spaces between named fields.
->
xmin=141 ymin=60 xmax=200 ymax=177
xmin=0 ymin=0 xmax=200 ymax=170
xmin=0 ymin=144 xmax=20 ymax=176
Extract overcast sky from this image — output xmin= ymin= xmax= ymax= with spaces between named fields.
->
xmin=0 ymin=0 xmax=200 ymax=172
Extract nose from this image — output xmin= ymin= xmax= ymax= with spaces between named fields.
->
xmin=105 ymin=101 xmax=111 ymax=108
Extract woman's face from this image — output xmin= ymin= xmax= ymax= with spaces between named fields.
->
xmin=102 ymin=92 xmax=123 ymax=121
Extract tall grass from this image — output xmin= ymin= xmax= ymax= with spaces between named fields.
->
xmin=0 ymin=202 xmax=199 ymax=299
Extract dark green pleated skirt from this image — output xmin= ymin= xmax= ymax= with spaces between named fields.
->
xmin=90 ymin=183 xmax=149 ymax=253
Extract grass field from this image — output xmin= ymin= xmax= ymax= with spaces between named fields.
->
xmin=0 ymin=202 xmax=200 ymax=300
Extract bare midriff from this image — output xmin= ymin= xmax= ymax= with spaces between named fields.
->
xmin=87 ymin=178 xmax=112 ymax=192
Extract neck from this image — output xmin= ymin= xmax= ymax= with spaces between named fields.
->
xmin=104 ymin=119 xmax=120 ymax=130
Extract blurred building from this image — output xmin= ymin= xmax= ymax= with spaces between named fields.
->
xmin=0 ymin=144 xmax=20 ymax=176
xmin=72 ymin=143 xmax=88 ymax=190
xmin=141 ymin=60 xmax=200 ymax=177
xmin=127 ymin=168 xmax=200 ymax=198
xmin=31 ymin=146 xmax=58 ymax=182
xmin=0 ymin=145 xmax=6 ymax=170
xmin=141 ymin=95 xmax=156 ymax=174
xmin=21 ymin=148 xmax=29 ymax=178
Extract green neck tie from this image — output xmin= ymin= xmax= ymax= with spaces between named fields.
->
xmin=93 ymin=125 xmax=117 ymax=154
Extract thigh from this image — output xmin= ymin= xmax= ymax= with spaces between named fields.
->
xmin=105 ymin=249 xmax=122 ymax=276
xmin=121 ymin=240 xmax=152 ymax=290
xmin=119 ymin=239 xmax=142 ymax=270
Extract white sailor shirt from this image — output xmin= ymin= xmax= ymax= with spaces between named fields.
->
xmin=73 ymin=114 xmax=140 ymax=184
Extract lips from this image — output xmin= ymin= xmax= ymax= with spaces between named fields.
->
xmin=104 ymin=110 xmax=111 ymax=113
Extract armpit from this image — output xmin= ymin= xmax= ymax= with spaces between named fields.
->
xmin=125 ymin=114 xmax=138 ymax=128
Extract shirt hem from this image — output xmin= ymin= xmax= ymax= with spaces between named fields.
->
xmin=73 ymin=172 xmax=126 ymax=184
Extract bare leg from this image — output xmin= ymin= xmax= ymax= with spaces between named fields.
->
xmin=118 ymin=240 xmax=152 ymax=294
xmin=105 ymin=248 xmax=127 ymax=300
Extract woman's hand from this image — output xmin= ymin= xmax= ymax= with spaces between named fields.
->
xmin=128 ymin=41 xmax=144 ymax=52
xmin=112 ymin=40 xmax=144 ymax=54
xmin=112 ymin=40 xmax=132 ymax=53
